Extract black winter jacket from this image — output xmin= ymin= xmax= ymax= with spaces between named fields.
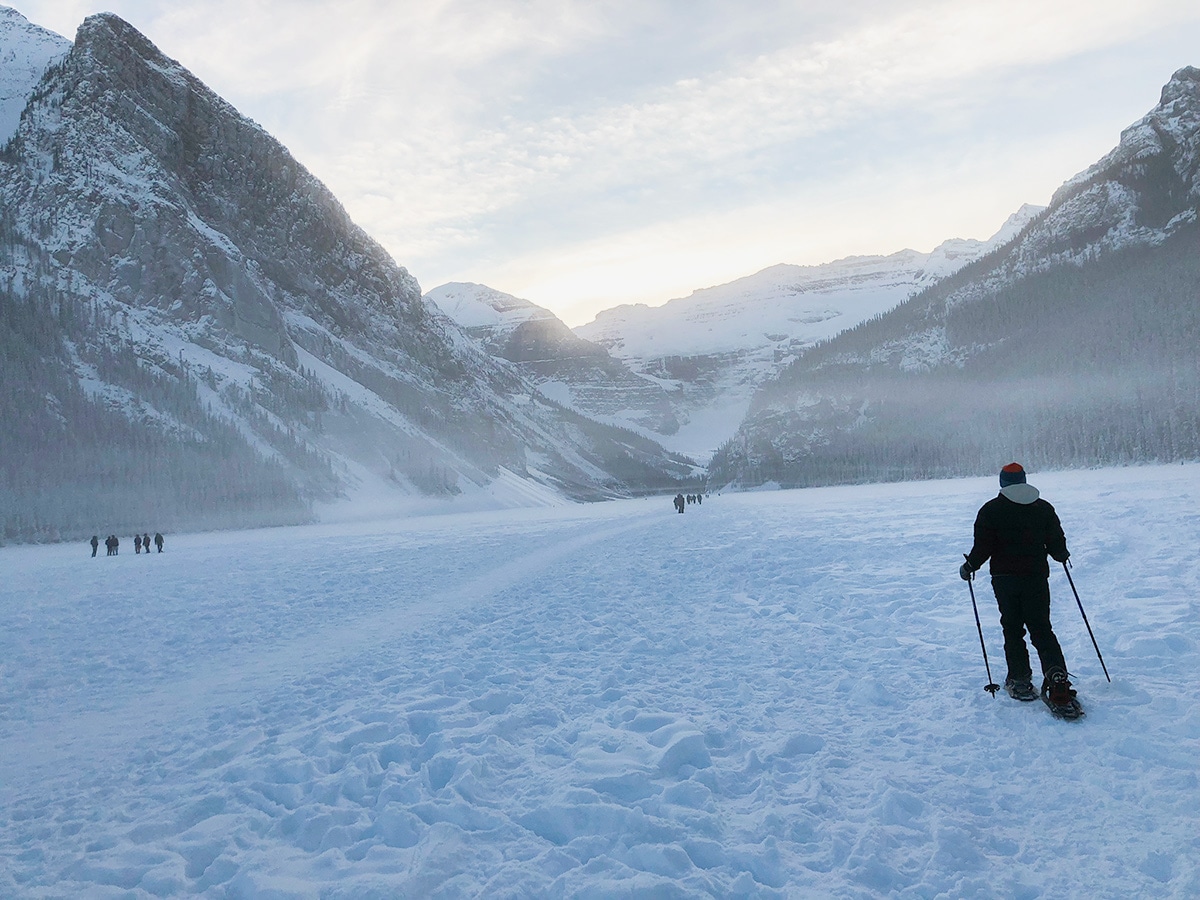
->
xmin=966 ymin=492 xmax=1069 ymax=577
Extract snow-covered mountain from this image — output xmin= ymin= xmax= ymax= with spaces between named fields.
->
xmin=426 ymin=283 xmax=679 ymax=434
xmin=710 ymin=66 xmax=1200 ymax=489
xmin=0 ymin=6 xmax=68 ymax=142
xmin=0 ymin=12 xmax=693 ymax=543
xmin=571 ymin=205 xmax=1042 ymax=460
xmin=578 ymin=210 xmax=1039 ymax=363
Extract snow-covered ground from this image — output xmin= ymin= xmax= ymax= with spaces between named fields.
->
xmin=2 ymin=464 xmax=1198 ymax=897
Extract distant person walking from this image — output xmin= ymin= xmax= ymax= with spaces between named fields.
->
xmin=134 ymin=534 xmax=142 ymax=554
xmin=143 ymin=533 xmax=151 ymax=555
xmin=154 ymin=532 xmax=164 ymax=553
xmin=960 ymin=463 xmax=1077 ymax=713
xmin=90 ymin=535 xmax=99 ymax=557
xmin=674 ymin=493 xmax=686 ymax=514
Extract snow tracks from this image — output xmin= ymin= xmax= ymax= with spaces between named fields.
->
xmin=2 ymin=468 xmax=1200 ymax=896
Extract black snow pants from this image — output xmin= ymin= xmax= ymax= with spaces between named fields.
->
xmin=991 ymin=574 xmax=1066 ymax=682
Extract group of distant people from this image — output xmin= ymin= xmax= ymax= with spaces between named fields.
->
xmin=91 ymin=532 xmax=164 ymax=556
xmin=672 ymin=492 xmax=704 ymax=513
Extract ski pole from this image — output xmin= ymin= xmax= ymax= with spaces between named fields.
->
xmin=1062 ymin=561 xmax=1111 ymax=683
xmin=965 ymin=555 xmax=1000 ymax=696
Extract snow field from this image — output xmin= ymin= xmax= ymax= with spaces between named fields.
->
xmin=1 ymin=465 xmax=1198 ymax=897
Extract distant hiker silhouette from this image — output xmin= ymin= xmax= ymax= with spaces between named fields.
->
xmin=674 ymin=493 xmax=686 ymax=514
xmin=154 ymin=532 xmax=164 ymax=553
xmin=143 ymin=533 xmax=151 ymax=555
xmin=90 ymin=535 xmax=99 ymax=557
xmin=134 ymin=534 xmax=142 ymax=554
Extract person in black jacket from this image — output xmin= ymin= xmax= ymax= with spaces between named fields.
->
xmin=960 ymin=463 xmax=1074 ymax=705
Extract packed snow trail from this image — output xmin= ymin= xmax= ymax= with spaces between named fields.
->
xmin=1 ymin=466 xmax=1198 ymax=897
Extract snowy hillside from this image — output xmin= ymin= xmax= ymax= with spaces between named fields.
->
xmin=427 ymin=282 xmax=682 ymax=435
xmin=428 ymin=281 xmax=561 ymax=332
xmin=2 ymin=463 xmax=1197 ymax=895
xmin=566 ymin=205 xmax=1042 ymax=461
xmin=712 ymin=66 xmax=1200 ymax=491
xmin=577 ymin=205 xmax=1041 ymax=364
xmin=0 ymin=6 xmax=69 ymax=142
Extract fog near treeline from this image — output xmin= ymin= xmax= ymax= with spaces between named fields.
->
xmin=710 ymin=224 xmax=1200 ymax=488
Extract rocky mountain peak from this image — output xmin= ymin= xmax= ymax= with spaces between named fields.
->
xmin=428 ymin=283 xmax=557 ymax=330
xmin=77 ymin=11 xmax=164 ymax=65
xmin=1160 ymin=64 xmax=1200 ymax=107
xmin=965 ymin=64 xmax=1200 ymax=294
xmin=19 ymin=10 xmax=428 ymax=356
xmin=0 ymin=10 xmax=693 ymax=540
xmin=67 ymin=13 xmax=230 ymax=136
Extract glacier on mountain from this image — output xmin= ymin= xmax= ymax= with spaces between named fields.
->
xmin=564 ymin=204 xmax=1043 ymax=460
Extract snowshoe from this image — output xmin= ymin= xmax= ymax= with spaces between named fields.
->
xmin=1004 ymin=678 xmax=1038 ymax=702
xmin=1041 ymin=667 xmax=1084 ymax=720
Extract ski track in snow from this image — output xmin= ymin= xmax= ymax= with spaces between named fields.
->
xmin=1 ymin=466 xmax=1198 ymax=897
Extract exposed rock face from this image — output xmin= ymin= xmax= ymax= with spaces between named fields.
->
xmin=0 ymin=13 xmax=692 ymax=541
xmin=428 ymin=283 xmax=680 ymax=434
xmin=709 ymin=67 xmax=1200 ymax=490
xmin=15 ymin=14 xmax=426 ymax=354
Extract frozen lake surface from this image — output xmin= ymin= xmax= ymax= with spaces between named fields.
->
xmin=2 ymin=465 xmax=1198 ymax=896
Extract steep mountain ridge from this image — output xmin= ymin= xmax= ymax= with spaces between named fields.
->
xmin=0 ymin=12 xmax=692 ymax=542
xmin=709 ymin=66 xmax=1200 ymax=488
xmin=427 ymin=282 xmax=679 ymax=434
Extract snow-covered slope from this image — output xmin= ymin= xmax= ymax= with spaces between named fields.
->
xmin=711 ymin=67 xmax=1200 ymax=490
xmin=0 ymin=12 xmax=693 ymax=542
xmin=3 ymin=463 xmax=1197 ymax=895
xmin=0 ymin=6 xmax=69 ymax=142
xmin=577 ymin=208 xmax=1040 ymax=363
xmin=428 ymin=282 xmax=681 ymax=435
xmin=569 ymin=205 xmax=1042 ymax=460
xmin=430 ymin=281 xmax=559 ymax=332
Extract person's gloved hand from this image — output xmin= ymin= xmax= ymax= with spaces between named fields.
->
xmin=959 ymin=561 xmax=975 ymax=581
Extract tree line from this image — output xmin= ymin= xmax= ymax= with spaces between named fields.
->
xmin=710 ymin=223 xmax=1200 ymax=488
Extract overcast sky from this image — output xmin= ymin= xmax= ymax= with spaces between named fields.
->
xmin=16 ymin=1 xmax=1200 ymax=324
